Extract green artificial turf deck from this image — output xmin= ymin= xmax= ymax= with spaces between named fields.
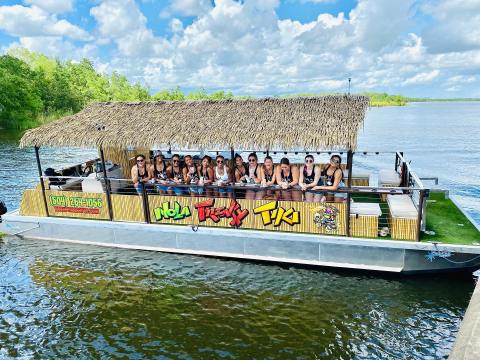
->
xmin=422 ymin=192 xmax=480 ymax=245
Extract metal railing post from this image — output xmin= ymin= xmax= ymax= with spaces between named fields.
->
xmin=230 ymin=147 xmax=237 ymax=200
xmin=34 ymin=146 xmax=49 ymax=217
xmin=99 ymin=147 xmax=114 ymax=221
xmin=346 ymin=150 xmax=354 ymax=237
xmin=141 ymin=182 xmax=150 ymax=223
xmin=416 ymin=189 xmax=425 ymax=241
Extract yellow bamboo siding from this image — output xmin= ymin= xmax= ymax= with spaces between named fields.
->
xmin=19 ymin=189 xmax=47 ymax=217
xmin=45 ymin=191 xmax=109 ymax=220
xmin=349 ymin=215 xmax=378 ymax=238
xmin=111 ymin=194 xmax=144 ymax=222
xmin=388 ymin=216 xmax=418 ymax=240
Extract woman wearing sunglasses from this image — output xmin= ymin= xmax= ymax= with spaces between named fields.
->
xmin=131 ymin=154 xmax=151 ymax=194
xmin=312 ymin=154 xmax=346 ymax=202
xmin=167 ymin=154 xmax=186 ymax=196
xmin=214 ymin=155 xmax=233 ymax=198
xmin=244 ymin=153 xmax=261 ymax=199
xmin=299 ymin=154 xmax=322 ymax=202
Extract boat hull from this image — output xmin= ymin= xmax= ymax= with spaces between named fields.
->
xmin=2 ymin=211 xmax=480 ymax=274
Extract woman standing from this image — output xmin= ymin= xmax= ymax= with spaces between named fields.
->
xmin=131 ymin=154 xmax=151 ymax=194
xmin=198 ymin=155 xmax=214 ymax=196
xmin=167 ymin=154 xmax=185 ymax=196
xmin=312 ymin=154 xmax=346 ymax=202
xmin=275 ymin=157 xmax=301 ymax=201
xmin=258 ymin=155 xmax=276 ymax=200
xmin=149 ymin=152 xmax=169 ymax=194
xmin=214 ymin=155 xmax=233 ymax=198
xmin=245 ymin=153 xmax=261 ymax=200
xmin=234 ymin=154 xmax=248 ymax=183
xmin=184 ymin=155 xmax=201 ymax=196
xmin=299 ymin=154 xmax=322 ymax=202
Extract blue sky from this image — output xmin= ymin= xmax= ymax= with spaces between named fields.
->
xmin=0 ymin=0 xmax=479 ymax=97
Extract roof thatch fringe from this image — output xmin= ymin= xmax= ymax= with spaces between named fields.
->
xmin=20 ymin=95 xmax=369 ymax=151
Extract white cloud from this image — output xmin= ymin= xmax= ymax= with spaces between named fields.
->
xmin=160 ymin=0 xmax=213 ymax=18
xmin=24 ymin=0 xmax=74 ymax=14
xmin=8 ymin=36 xmax=97 ymax=59
xmin=0 ymin=5 xmax=90 ymax=40
xmin=422 ymin=0 xmax=480 ymax=53
xmin=90 ymin=0 xmax=169 ymax=57
xmin=403 ymin=70 xmax=440 ymax=85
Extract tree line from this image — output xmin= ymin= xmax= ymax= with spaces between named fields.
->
xmin=2 ymin=49 xmax=433 ymax=130
xmin=0 ymin=49 xmax=235 ymax=130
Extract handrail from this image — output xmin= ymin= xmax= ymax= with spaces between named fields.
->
xmin=40 ymin=175 xmax=425 ymax=193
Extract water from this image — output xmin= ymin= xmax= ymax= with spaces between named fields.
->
xmin=0 ymin=102 xmax=479 ymax=358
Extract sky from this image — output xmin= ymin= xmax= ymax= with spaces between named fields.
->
xmin=0 ymin=0 xmax=479 ymax=97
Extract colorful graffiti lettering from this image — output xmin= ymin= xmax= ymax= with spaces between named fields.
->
xmin=313 ymin=204 xmax=339 ymax=231
xmin=194 ymin=198 xmax=249 ymax=227
xmin=253 ymin=201 xmax=300 ymax=227
xmin=153 ymin=201 xmax=191 ymax=221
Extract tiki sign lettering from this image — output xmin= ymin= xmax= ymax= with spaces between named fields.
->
xmin=253 ymin=201 xmax=300 ymax=226
xmin=194 ymin=198 xmax=249 ymax=227
xmin=153 ymin=201 xmax=191 ymax=221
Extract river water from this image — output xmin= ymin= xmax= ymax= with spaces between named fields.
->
xmin=0 ymin=102 xmax=479 ymax=358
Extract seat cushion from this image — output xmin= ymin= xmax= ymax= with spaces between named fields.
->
xmin=387 ymin=194 xmax=417 ymax=218
xmin=350 ymin=202 xmax=382 ymax=216
xmin=379 ymin=169 xmax=401 ymax=186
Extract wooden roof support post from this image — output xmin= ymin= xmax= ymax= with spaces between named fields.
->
xmin=99 ymin=146 xmax=114 ymax=221
xmin=34 ymin=146 xmax=49 ymax=217
xmin=230 ymin=147 xmax=237 ymax=200
xmin=346 ymin=150 xmax=354 ymax=237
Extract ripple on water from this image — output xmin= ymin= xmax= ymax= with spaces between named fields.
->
xmin=0 ymin=238 xmax=475 ymax=358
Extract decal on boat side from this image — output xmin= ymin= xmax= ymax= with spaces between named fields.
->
xmin=194 ymin=198 xmax=249 ymax=227
xmin=253 ymin=201 xmax=300 ymax=227
xmin=153 ymin=201 xmax=192 ymax=221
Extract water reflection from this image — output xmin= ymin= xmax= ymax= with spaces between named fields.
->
xmin=0 ymin=238 xmax=473 ymax=358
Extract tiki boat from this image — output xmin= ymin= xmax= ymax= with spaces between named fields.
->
xmin=2 ymin=96 xmax=479 ymax=274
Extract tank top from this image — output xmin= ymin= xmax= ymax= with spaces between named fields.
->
xmin=153 ymin=162 xmax=168 ymax=180
xmin=237 ymin=164 xmax=247 ymax=183
xmin=248 ymin=164 xmax=258 ymax=178
xmin=188 ymin=166 xmax=199 ymax=182
xmin=303 ymin=166 xmax=316 ymax=184
xmin=201 ymin=167 xmax=210 ymax=180
xmin=215 ymin=166 xmax=229 ymax=182
xmin=137 ymin=166 xmax=148 ymax=180
xmin=263 ymin=166 xmax=274 ymax=182
xmin=171 ymin=167 xmax=184 ymax=181
xmin=280 ymin=168 xmax=293 ymax=183
xmin=324 ymin=165 xmax=344 ymax=187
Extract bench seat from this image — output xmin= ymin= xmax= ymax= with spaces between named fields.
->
xmin=387 ymin=194 xmax=418 ymax=240
xmin=350 ymin=202 xmax=382 ymax=238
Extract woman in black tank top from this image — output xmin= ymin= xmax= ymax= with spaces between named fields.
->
xmin=299 ymin=155 xmax=322 ymax=202
xmin=275 ymin=157 xmax=301 ymax=201
xmin=149 ymin=153 xmax=169 ymax=194
xmin=258 ymin=156 xmax=276 ymax=200
xmin=131 ymin=154 xmax=150 ymax=194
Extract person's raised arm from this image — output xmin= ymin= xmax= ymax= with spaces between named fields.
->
xmin=309 ymin=165 xmax=322 ymax=189
xmin=131 ymin=166 xmax=139 ymax=186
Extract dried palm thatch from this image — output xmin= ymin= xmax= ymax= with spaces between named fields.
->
xmin=20 ymin=95 xmax=369 ymax=151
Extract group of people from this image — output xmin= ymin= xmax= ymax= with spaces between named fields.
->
xmin=131 ymin=152 xmax=347 ymax=202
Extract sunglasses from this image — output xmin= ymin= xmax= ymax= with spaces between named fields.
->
xmin=217 ymin=160 xmax=224 ymax=163
xmin=173 ymin=159 xmax=179 ymax=163
xmin=248 ymin=159 xmax=256 ymax=162
xmin=305 ymin=159 xmax=313 ymax=163
xmin=330 ymin=159 xmax=340 ymax=164
xmin=136 ymin=159 xmax=144 ymax=163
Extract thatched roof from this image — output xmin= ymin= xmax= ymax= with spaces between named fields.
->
xmin=20 ymin=95 xmax=369 ymax=150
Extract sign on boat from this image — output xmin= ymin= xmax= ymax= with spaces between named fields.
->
xmin=2 ymin=96 xmax=479 ymax=274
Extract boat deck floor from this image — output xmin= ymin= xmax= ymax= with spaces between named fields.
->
xmin=351 ymin=191 xmax=480 ymax=245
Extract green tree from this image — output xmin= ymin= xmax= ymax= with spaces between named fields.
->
xmin=0 ymin=55 xmax=44 ymax=129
